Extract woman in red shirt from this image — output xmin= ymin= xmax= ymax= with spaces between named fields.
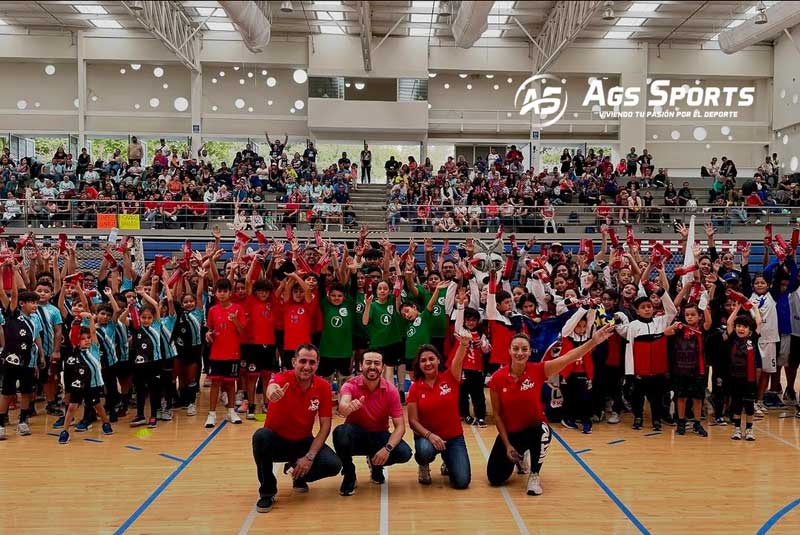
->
xmin=407 ymin=330 xmax=471 ymax=489
xmin=487 ymin=326 xmax=613 ymax=496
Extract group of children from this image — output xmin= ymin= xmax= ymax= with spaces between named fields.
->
xmin=0 ymin=220 xmax=796 ymax=445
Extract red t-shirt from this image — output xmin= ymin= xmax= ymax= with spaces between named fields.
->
xmin=283 ymin=300 xmax=314 ymax=350
xmin=341 ymin=376 xmax=403 ymax=433
xmin=488 ymin=363 xmax=547 ymax=433
xmin=207 ymin=302 xmax=246 ymax=360
xmin=245 ymin=294 xmax=276 ymax=345
xmin=407 ymin=370 xmax=463 ymax=440
xmin=264 ymin=371 xmax=332 ymax=441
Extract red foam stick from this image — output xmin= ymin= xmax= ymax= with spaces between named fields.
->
xmin=69 ymin=320 xmax=81 ymax=347
xmin=58 ymin=233 xmax=67 ymax=254
xmin=64 ymin=272 xmax=83 ymax=286
xmin=364 ymin=276 xmax=373 ymax=298
xmin=585 ymin=239 xmax=595 ymax=262
xmin=765 ymin=223 xmax=773 ymax=247
xmin=488 ymin=271 xmax=498 ymax=294
xmin=776 ymin=234 xmax=789 ymax=252
xmin=502 ymin=256 xmax=514 ymax=280
xmin=285 ymin=225 xmax=294 ymax=242
xmin=153 ymin=255 xmax=168 ymax=277
xmin=540 ymin=243 xmax=549 ymax=259
xmin=736 ymin=240 xmax=747 ymax=253
xmin=626 ymin=225 xmax=636 ymax=247
xmin=116 ymin=236 xmax=130 ymax=253
xmin=726 ymin=288 xmax=753 ymax=310
xmin=182 ymin=240 xmax=192 ymax=260
xmin=255 ymin=231 xmax=269 ymax=245
xmin=249 ymin=261 xmax=262 ymax=282
xmin=15 ymin=232 xmax=32 ymax=251
xmin=535 ymin=269 xmax=550 ymax=284
xmin=167 ymin=268 xmax=183 ymax=289
xmin=294 ymin=253 xmax=314 ymax=275
xmin=674 ymin=264 xmax=698 ymax=276
xmin=469 ymin=257 xmax=483 ymax=267
xmin=607 ymin=228 xmax=620 ymax=250
xmin=772 ymin=242 xmax=787 ymax=263
xmin=460 ymin=263 xmax=473 ymax=279
xmin=1 ymin=265 xmax=11 ymax=291
xmin=314 ymin=230 xmax=323 ymax=248
xmin=688 ymin=282 xmax=703 ymax=303
xmin=653 ymin=242 xmax=673 ymax=262
xmin=792 ymin=228 xmax=799 ymax=253
xmin=393 ymin=276 xmax=403 ymax=297
xmin=651 ymin=250 xmax=663 ymax=269
xmin=103 ymin=251 xmax=117 ymax=269
xmin=129 ymin=304 xmax=141 ymax=330
xmin=509 ymin=234 xmax=518 ymax=256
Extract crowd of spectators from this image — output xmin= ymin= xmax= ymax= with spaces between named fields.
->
xmin=0 ymin=134 xmax=357 ymax=231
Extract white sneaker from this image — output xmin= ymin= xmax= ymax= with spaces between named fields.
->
xmin=418 ymin=464 xmax=432 ymax=485
xmin=17 ymin=422 xmax=31 ymax=436
xmin=220 ymin=392 xmax=229 ymax=406
xmin=156 ymin=408 xmax=164 ymax=421
xmin=186 ymin=403 xmax=197 ymax=416
xmin=731 ymin=428 xmax=742 ymax=440
xmin=235 ymin=391 xmax=244 ymax=407
xmin=526 ymin=473 xmax=543 ymax=496
xmin=0 ymin=426 xmax=5 ymax=440
xmin=160 ymin=409 xmax=173 ymax=421
xmin=745 ymin=428 xmax=756 ymax=441
xmin=754 ymin=403 xmax=765 ymax=418
xmin=516 ymin=450 xmax=530 ymax=475
xmin=607 ymin=411 xmax=621 ymax=424
xmin=204 ymin=412 xmax=217 ymax=429
xmin=227 ymin=408 xmax=242 ymax=424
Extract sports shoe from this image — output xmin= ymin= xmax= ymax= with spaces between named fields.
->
xmin=711 ymin=417 xmax=728 ymax=426
xmin=370 ymin=464 xmax=385 ymax=484
xmin=204 ymin=412 xmax=217 ymax=428
xmin=46 ymin=403 xmax=64 ymax=416
xmin=159 ymin=409 xmax=173 ymax=421
xmin=526 ymin=473 xmax=543 ymax=496
xmin=52 ymin=416 xmax=65 ymax=429
xmin=340 ymin=472 xmax=357 ymax=496
xmin=477 ymin=418 xmax=487 ymax=428
xmin=561 ymin=419 xmax=577 ymax=430
xmin=745 ymin=428 xmax=756 ymax=441
xmin=632 ymin=418 xmax=643 ymax=430
xmin=754 ymin=403 xmax=765 ymax=418
xmin=75 ymin=421 xmax=92 ymax=432
xmin=246 ymin=411 xmax=256 ymax=420
xmin=147 ymin=417 xmax=157 ymax=429
xmin=292 ymin=479 xmax=309 ymax=493
xmin=418 ymin=464 xmax=432 ymax=485
xmin=17 ymin=422 xmax=31 ymax=436
xmin=0 ymin=426 xmax=5 ymax=440
xmin=256 ymin=496 xmax=274 ymax=513
xmin=591 ymin=414 xmax=601 ymax=423
xmin=117 ymin=405 xmax=128 ymax=418
xmin=102 ymin=422 xmax=113 ymax=435
xmin=652 ymin=421 xmax=662 ymax=432
xmin=516 ymin=451 xmax=530 ymax=475
xmin=607 ymin=412 xmax=621 ymax=424
xmin=220 ymin=391 xmax=228 ymax=406
xmin=795 ymin=408 xmax=800 ymax=419
xmin=464 ymin=416 xmax=475 ymax=425
xmin=677 ymin=419 xmax=686 ymax=436
xmin=582 ymin=422 xmax=592 ymax=434
xmin=237 ymin=400 xmax=249 ymax=414
xmin=693 ymin=421 xmax=708 ymax=437
xmin=186 ymin=403 xmax=197 ymax=417
xmin=227 ymin=408 xmax=242 ymax=424
xmin=130 ymin=416 xmax=147 ymax=427
xmin=156 ymin=408 xmax=164 ymax=421
xmin=440 ymin=463 xmax=449 ymax=476
xmin=731 ymin=428 xmax=742 ymax=440
xmin=58 ymin=430 xmax=70 ymax=444
xmin=235 ymin=391 xmax=244 ymax=407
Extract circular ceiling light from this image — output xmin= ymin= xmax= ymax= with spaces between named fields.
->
xmin=239 ymin=79 xmax=245 ymax=85
xmin=212 ymin=78 xmax=217 ymax=84
xmin=219 ymin=71 xmax=225 ymax=77
xmin=234 ymin=66 xmax=240 ymax=71
xmin=293 ymin=69 xmax=308 ymax=84
xmin=130 ymin=64 xmax=141 ymax=70
xmin=266 ymin=77 xmax=277 ymax=87
xmin=721 ymin=126 xmax=731 ymax=135
xmin=248 ymin=106 xmax=254 ymax=112
xmin=670 ymin=130 xmax=680 ymax=140
xmin=153 ymin=67 xmax=164 ymax=78
xmin=211 ymin=105 xmax=218 ymax=111
xmin=507 ymin=77 xmax=513 ymax=84
xmin=173 ymin=97 xmax=189 ymax=112
xmin=134 ymin=103 xmax=140 ymax=109
xmin=458 ymin=73 xmax=468 ymax=79
xmin=428 ymin=73 xmax=437 ymax=78
xmin=247 ymin=72 xmax=254 ymax=78
xmin=149 ymin=97 xmax=160 ymax=108
xmin=262 ymin=69 xmax=268 ymax=76
xmin=91 ymin=95 xmax=98 ymax=102
xmin=44 ymin=65 xmax=56 ymax=76
xmin=443 ymin=83 xmax=450 ymax=89
xmin=234 ymin=98 xmax=245 ymax=109
xmin=485 ymin=74 xmax=494 ymax=79
xmin=15 ymin=100 xmax=26 ymax=110
xmin=73 ymin=98 xmax=79 ymax=108
xmin=692 ymin=126 xmax=707 ymax=141
xmin=120 ymin=68 xmax=126 ymax=74
xmin=493 ymin=84 xmax=499 ymax=90
xmin=294 ymin=99 xmax=305 ymax=110
xmin=290 ymin=108 xmax=296 ymax=114
xmin=354 ymin=82 xmax=365 ymax=90
xmin=783 ymin=134 xmax=790 ymax=145
xmin=162 ymin=83 xmax=169 ymax=89
xmin=466 ymin=84 xmax=472 ymax=90
xmin=267 ymin=100 xmax=273 ymax=106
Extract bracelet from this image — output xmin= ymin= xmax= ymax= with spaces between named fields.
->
xmin=425 ymin=431 xmax=431 ymax=440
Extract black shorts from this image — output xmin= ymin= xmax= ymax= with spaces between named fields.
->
xmin=729 ymin=377 xmax=757 ymax=402
xmin=48 ymin=358 xmax=63 ymax=377
xmin=275 ymin=330 xmax=285 ymax=353
xmin=160 ymin=358 xmax=175 ymax=373
xmin=176 ymin=346 xmax=202 ymax=366
xmin=115 ymin=360 xmax=133 ymax=379
xmin=68 ymin=386 xmax=103 ymax=406
xmin=790 ymin=336 xmax=800 ymax=367
xmin=208 ymin=359 xmax=240 ymax=381
xmin=241 ymin=344 xmax=278 ymax=375
xmin=0 ymin=365 xmax=36 ymax=396
xmin=318 ymin=357 xmax=352 ymax=377
xmin=672 ymin=373 xmax=706 ymax=400
xmin=372 ymin=341 xmax=405 ymax=367
xmin=352 ymin=336 xmax=369 ymax=351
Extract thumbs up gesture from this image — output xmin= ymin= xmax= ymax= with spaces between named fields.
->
xmin=269 ymin=382 xmax=290 ymax=402
xmin=344 ymin=396 xmax=366 ymax=416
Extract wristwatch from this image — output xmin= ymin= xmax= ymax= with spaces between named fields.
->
xmin=384 ymin=444 xmax=394 ymax=452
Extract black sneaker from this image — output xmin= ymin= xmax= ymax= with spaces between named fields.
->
xmin=370 ymin=464 xmax=385 ymax=484
xmin=292 ymin=479 xmax=309 ymax=493
xmin=677 ymin=419 xmax=686 ymax=436
xmin=464 ymin=416 xmax=475 ymax=425
xmin=256 ymin=496 xmax=274 ymax=513
xmin=340 ymin=472 xmax=357 ymax=496
xmin=652 ymin=421 xmax=662 ymax=432
xmin=632 ymin=418 xmax=643 ymax=430
xmin=477 ymin=418 xmax=487 ymax=428
xmin=46 ymin=403 xmax=64 ymax=416
xmin=693 ymin=421 xmax=708 ymax=437
xmin=130 ymin=416 xmax=147 ymax=427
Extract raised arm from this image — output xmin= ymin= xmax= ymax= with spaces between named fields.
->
xmin=544 ymin=324 xmax=614 ymax=377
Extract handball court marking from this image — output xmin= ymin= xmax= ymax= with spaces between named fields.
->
xmin=114 ymin=420 xmax=229 ymax=535
xmin=753 ymin=418 xmax=800 ymax=534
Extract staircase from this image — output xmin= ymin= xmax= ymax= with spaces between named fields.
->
xmin=349 ymin=183 xmax=389 ymax=228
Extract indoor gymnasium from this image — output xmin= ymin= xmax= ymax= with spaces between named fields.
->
xmin=1 ymin=1 xmax=800 ymax=534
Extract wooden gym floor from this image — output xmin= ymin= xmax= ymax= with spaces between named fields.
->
xmin=2 ymin=387 xmax=800 ymax=535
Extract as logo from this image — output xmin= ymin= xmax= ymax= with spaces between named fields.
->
xmin=514 ymin=74 xmax=568 ymax=128
xmin=380 ymin=314 xmax=392 ymax=326
xmin=439 ymin=383 xmax=452 ymax=396
xmin=520 ymin=378 xmax=535 ymax=391
xmin=308 ymin=398 xmax=320 ymax=412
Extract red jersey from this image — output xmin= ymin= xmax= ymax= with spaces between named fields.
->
xmin=245 ymin=294 xmax=276 ymax=345
xmin=447 ymin=331 xmax=484 ymax=372
xmin=407 ymin=370 xmax=463 ymax=440
xmin=558 ymin=337 xmax=594 ymax=380
xmin=488 ymin=362 xmax=547 ymax=432
xmin=283 ymin=300 xmax=314 ymax=350
xmin=207 ymin=302 xmax=246 ymax=360
xmin=264 ymin=371 xmax=332 ymax=441
xmin=488 ymin=321 xmax=516 ymax=365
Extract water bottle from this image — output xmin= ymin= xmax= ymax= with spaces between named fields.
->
xmin=107 ymin=228 xmax=118 ymax=245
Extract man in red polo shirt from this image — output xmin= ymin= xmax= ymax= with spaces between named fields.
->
xmin=251 ymin=344 xmax=341 ymax=513
xmin=333 ymin=350 xmax=412 ymax=496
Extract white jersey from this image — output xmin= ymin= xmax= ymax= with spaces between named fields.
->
xmin=789 ymin=288 xmax=800 ymax=336
xmin=750 ymin=292 xmax=779 ymax=343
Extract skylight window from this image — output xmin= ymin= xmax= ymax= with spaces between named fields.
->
xmin=91 ymin=19 xmax=122 ymax=28
xmin=0 ymin=18 xmax=7 ymax=25
xmin=728 ymin=19 xmax=744 ymax=28
xmin=482 ymin=29 xmax=504 ymax=38
xmin=317 ymin=11 xmax=344 ymax=21
xmin=206 ymin=21 xmax=235 ymax=31
xmin=411 ymin=14 xmax=434 ymax=23
xmin=605 ymin=31 xmax=633 ymax=39
xmin=315 ymin=1 xmax=343 ymax=5
xmin=410 ymin=27 xmax=434 ymax=37
xmin=75 ymin=5 xmax=107 ymax=14
xmin=488 ymin=15 xmax=509 ymax=24
xmin=196 ymin=7 xmax=226 ymax=17
xmin=320 ymin=25 xmax=345 ymax=34
xmin=412 ymin=1 xmax=436 ymax=8
xmin=493 ymin=1 xmax=515 ymax=9
xmin=708 ymin=33 xmax=719 ymax=41
xmin=629 ymin=2 xmax=660 ymax=12
xmin=616 ymin=18 xmax=645 ymax=26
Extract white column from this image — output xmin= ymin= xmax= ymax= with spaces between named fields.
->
xmin=77 ymin=31 xmax=86 ymax=148
xmin=619 ymin=44 xmax=648 ymax=158
xmin=190 ymin=40 xmax=203 ymax=156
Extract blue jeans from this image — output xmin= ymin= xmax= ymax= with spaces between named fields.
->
xmin=414 ymin=434 xmax=471 ymax=489
xmin=332 ymin=423 xmax=412 ymax=477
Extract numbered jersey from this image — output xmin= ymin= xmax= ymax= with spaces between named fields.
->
xmin=366 ymin=299 xmax=402 ymax=347
xmin=415 ymin=285 xmax=448 ymax=338
xmin=404 ymin=309 xmax=433 ymax=360
xmin=320 ymin=298 xmax=354 ymax=358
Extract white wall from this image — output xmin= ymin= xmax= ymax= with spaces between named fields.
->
xmin=308 ymin=36 xmax=428 ymax=78
xmin=308 ymin=99 xmax=428 ymax=136
xmin=771 ymin=24 xmax=800 ymax=174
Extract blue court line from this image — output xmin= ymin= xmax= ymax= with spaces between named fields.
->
xmin=114 ymin=420 xmax=229 ymax=535
xmin=125 ymin=445 xmax=143 ymax=451
xmin=85 ymin=438 xmax=104 ymax=443
xmin=756 ymin=497 xmax=800 ymax=534
xmin=552 ymin=430 xmax=651 ymax=535
xmin=607 ymin=439 xmax=626 ymax=445
xmin=574 ymin=448 xmax=592 ymax=454
xmin=643 ymin=432 xmax=662 ymax=437
xmin=158 ymin=453 xmax=185 ymax=463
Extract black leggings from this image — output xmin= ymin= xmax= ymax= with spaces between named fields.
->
xmin=729 ymin=377 xmax=755 ymax=418
xmin=102 ymin=366 xmax=121 ymax=416
xmin=487 ymin=423 xmax=551 ymax=486
xmin=563 ymin=372 xmax=592 ymax=423
xmin=459 ymin=369 xmax=486 ymax=420
xmin=631 ymin=374 xmax=666 ymax=423
xmin=133 ymin=364 xmax=161 ymax=419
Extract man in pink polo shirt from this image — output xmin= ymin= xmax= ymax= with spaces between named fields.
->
xmin=333 ymin=350 xmax=412 ymax=496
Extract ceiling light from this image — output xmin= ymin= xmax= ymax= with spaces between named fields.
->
xmin=354 ymin=82 xmax=365 ymax=90
xmin=755 ymin=3 xmax=768 ymax=25
xmin=248 ymin=106 xmax=254 ymax=112
xmin=281 ymin=1 xmax=294 ymax=13
xmin=131 ymin=64 xmax=141 ymax=70
xmin=320 ymin=26 xmax=345 ymax=34
xmin=266 ymin=77 xmax=277 ymax=87
xmin=234 ymin=98 xmax=245 ymax=109
xmin=428 ymin=103 xmax=432 ymax=109
xmin=262 ymin=69 xmax=268 ymax=75
xmin=120 ymin=68 xmax=126 ymax=74
xmin=162 ymin=83 xmax=169 ymax=89
xmin=466 ymin=84 xmax=472 ymax=90
xmin=173 ymin=97 xmax=189 ymax=112
xmin=134 ymin=104 xmax=140 ymax=109
xmin=345 ymin=82 xmax=351 ymax=87
xmin=605 ymin=31 xmax=633 ymax=39
xmin=294 ymin=99 xmax=305 ymax=110
xmin=91 ymin=94 xmax=98 ymax=102
xmin=44 ymin=65 xmax=56 ymax=75
xmin=290 ymin=108 xmax=296 ymax=114
xmin=481 ymin=29 xmax=503 ymax=38
xmin=728 ymin=19 xmax=744 ymax=28
xmin=75 ymin=5 xmax=107 ymax=14
xmin=149 ymin=97 xmax=160 ymax=108
xmin=438 ymin=0 xmax=452 ymax=16
xmin=247 ymin=72 xmax=254 ymax=78
xmin=458 ymin=73 xmax=468 ymax=79
xmin=212 ymin=78 xmax=217 ymax=83
xmin=16 ymin=100 xmax=27 ymax=110
xmin=444 ymin=83 xmax=450 ymax=89
xmin=506 ymin=77 xmax=513 ymax=83
xmin=207 ymin=22 xmax=235 ymax=31
xmin=293 ymin=69 xmax=308 ymax=84
xmin=74 ymin=98 xmax=79 ymax=108
xmin=239 ymin=79 xmax=245 ymax=85
xmin=211 ymin=105 xmax=218 ymax=111
xmin=234 ymin=66 xmax=240 ymax=71
xmin=485 ymin=74 xmax=494 ymax=79
xmin=616 ymin=18 xmax=645 ymax=26
xmin=91 ymin=19 xmax=122 ymax=28
xmin=429 ymin=73 xmax=437 ymax=78
xmin=629 ymin=2 xmax=659 ymax=12
xmin=219 ymin=71 xmax=225 ymax=77
xmin=506 ymin=112 xmax=512 ymax=118
xmin=493 ymin=84 xmax=499 ymax=90
xmin=153 ymin=67 xmax=164 ymax=77
xmin=267 ymin=100 xmax=273 ymax=106
xmin=602 ymin=0 xmax=615 ymax=20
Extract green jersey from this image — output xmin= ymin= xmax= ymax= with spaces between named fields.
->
xmin=366 ymin=299 xmax=403 ymax=347
xmin=404 ymin=309 xmax=434 ymax=360
xmin=320 ymin=297 xmax=355 ymax=359
xmin=415 ymin=284 xmax=448 ymax=338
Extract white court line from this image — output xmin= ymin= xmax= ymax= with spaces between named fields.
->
xmin=755 ymin=420 xmax=800 ymax=451
xmin=380 ymin=469 xmax=389 ymax=535
xmin=470 ymin=426 xmax=531 ymax=535
xmin=238 ymin=463 xmax=277 ymax=534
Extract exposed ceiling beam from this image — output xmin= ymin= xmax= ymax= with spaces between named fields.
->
xmin=532 ymin=1 xmax=603 ymax=74
xmin=120 ymin=0 xmax=201 ymax=72
xmin=360 ymin=1 xmax=372 ymax=71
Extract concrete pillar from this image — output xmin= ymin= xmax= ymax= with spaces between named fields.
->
xmin=77 ymin=31 xmax=86 ymax=148
xmin=619 ymin=44 xmax=648 ymax=160
xmin=190 ymin=40 xmax=203 ymax=156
